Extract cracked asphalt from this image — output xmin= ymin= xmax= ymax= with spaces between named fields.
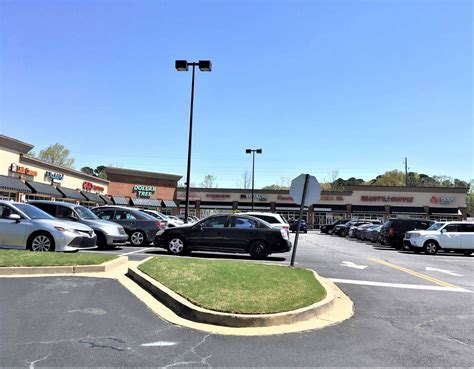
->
xmin=1 ymin=232 xmax=473 ymax=367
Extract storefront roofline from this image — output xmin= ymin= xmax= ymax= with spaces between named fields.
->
xmin=346 ymin=185 xmax=469 ymax=194
xmin=178 ymin=187 xmax=353 ymax=196
xmin=0 ymin=135 xmax=34 ymax=154
xmin=105 ymin=167 xmax=181 ymax=182
xmin=20 ymin=155 xmax=109 ymax=185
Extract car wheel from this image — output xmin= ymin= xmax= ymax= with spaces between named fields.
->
xmin=249 ymin=240 xmax=269 ymax=259
xmin=424 ymin=240 xmax=439 ymax=255
xmin=96 ymin=232 xmax=112 ymax=250
xmin=464 ymin=251 xmax=472 ymax=256
xmin=29 ymin=232 xmax=55 ymax=252
xmin=168 ymin=236 xmax=186 ymax=255
xmin=130 ymin=230 xmax=146 ymax=247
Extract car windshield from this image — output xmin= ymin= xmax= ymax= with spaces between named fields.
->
xmin=14 ymin=203 xmax=54 ymax=220
xmin=427 ymin=222 xmax=446 ymax=231
xmin=74 ymin=206 xmax=99 ymax=220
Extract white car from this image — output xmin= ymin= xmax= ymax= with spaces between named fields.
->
xmin=244 ymin=212 xmax=290 ymax=234
xmin=404 ymin=221 xmax=474 ymax=255
xmin=140 ymin=209 xmax=184 ymax=228
xmin=0 ymin=201 xmax=97 ymax=252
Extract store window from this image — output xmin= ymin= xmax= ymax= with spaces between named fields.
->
xmin=0 ymin=191 xmax=16 ymax=201
xmin=25 ymin=194 xmax=51 ymax=201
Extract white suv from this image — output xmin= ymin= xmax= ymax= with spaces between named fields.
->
xmin=404 ymin=221 xmax=474 ymax=255
xmin=244 ymin=212 xmax=290 ymax=234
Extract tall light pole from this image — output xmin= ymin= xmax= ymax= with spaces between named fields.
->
xmin=245 ymin=148 xmax=262 ymax=211
xmin=176 ymin=60 xmax=212 ymax=223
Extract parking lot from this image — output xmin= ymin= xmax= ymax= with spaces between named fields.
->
xmin=1 ymin=232 xmax=473 ymax=367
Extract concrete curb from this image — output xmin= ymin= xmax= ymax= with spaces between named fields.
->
xmin=0 ymin=256 xmax=128 ymax=276
xmin=127 ymin=265 xmax=336 ymax=328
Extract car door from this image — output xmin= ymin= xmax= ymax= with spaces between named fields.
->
xmin=113 ymin=210 xmax=138 ymax=233
xmin=439 ymin=224 xmax=462 ymax=249
xmin=460 ymin=224 xmax=474 ymax=249
xmin=190 ymin=215 xmax=229 ymax=249
xmin=226 ymin=216 xmax=260 ymax=250
xmin=0 ymin=204 xmax=28 ymax=248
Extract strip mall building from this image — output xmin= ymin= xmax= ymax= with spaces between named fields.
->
xmin=0 ymin=135 xmax=468 ymax=227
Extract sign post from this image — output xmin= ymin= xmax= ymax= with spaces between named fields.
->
xmin=289 ymin=174 xmax=321 ymax=267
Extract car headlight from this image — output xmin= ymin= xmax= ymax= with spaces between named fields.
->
xmin=409 ymin=233 xmax=421 ymax=238
xmin=55 ymin=226 xmax=76 ymax=233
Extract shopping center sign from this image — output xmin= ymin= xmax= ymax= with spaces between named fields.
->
xmin=83 ymin=181 xmax=105 ymax=193
xmin=361 ymin=196 xmax=414 ymax=203
xmin=9 ymin=163 xmax=37 ymax=177
xmin=430 ymin=196 xmax=455 ymax=205
xmin=45 ymin=171 xmax=64 ymax=181
xmin=133 ymin=185 xmax=156 ymax=198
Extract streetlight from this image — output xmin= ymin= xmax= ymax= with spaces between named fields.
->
xmin=175 ymin=59 xmax=212 ymax=223
xmin=245 ymin=148 xmax=262 ymax=211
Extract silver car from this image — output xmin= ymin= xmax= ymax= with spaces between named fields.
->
xmin=0 ymin=201 xmax=97 ymax=252
xmin=29 ymin=201 xmax=128 ymax=249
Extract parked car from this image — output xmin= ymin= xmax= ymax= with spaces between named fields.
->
xmin=177 ymin=215 xmax=198 ymax=224
xmin=354 ymin=223 xmax=378 ymax=239
xmin=29 ymin=200 xmax=128 ymax=249
xmin=91 ymin=206 xmax=164 ymax=246
xmin=380 ymin=218 xmax=434 ymax=249
xmin=245 ymin=212 xmax=290 ymax=235
xmin=348 ymin=222 xmax=371 ymax=238
xmin=404 ymin=221 xmax=474 ymax=255
xmin=139 ymin=209 xmax=184 ymax=228
xmin=365 ymin=225 xmax=383 ymax=242
xmin=154 ymin=214 xmax=292 ymax=259
xmin=336 ymin=220 xmax=381 ymax=237
xmin=0 ymin=201 xmax=96 ymax=252
xmin=289 ymin=219 xmax=308 ymax=233
xmin=320 ymin=220 xmax=349 ymax=234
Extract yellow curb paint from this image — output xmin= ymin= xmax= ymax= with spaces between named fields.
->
xmin=369 ymin=258 xmax=459 ymax=289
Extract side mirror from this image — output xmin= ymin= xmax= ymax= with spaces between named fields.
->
xmin=440 ymin=229 xmax=446 ymax=233
xmin=68 ymin=215 xmax=78 ymax=221
xmin=8 ymin=214 xmax=21 ymax=223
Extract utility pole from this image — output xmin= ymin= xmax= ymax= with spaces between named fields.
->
xmin=404 ymin=157 xmax=408 ymax=187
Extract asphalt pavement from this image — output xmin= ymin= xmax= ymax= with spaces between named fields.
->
xmin=1 ymin=232 xmax=473 ymax=367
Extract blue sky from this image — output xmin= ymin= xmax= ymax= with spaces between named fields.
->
xmin=1 ymin=0 xmax=472 ymax=188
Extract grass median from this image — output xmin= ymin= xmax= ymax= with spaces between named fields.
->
xmin=0 ymin=250 xmax=116 ymax=267
xmin=138 ymin=256 xmax=327 ymax=314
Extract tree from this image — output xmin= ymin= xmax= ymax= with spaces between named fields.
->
xmin=262 ymin=184 xmax=287 ymax=190
xmin=369 ymin=170 xmax=405 ymax=186
xmin=236 ymin=170 xmax=251 ymax=189
xmin=38 ymin=143 xmax=75 ymax=168
xmin=80 ymin=165 xmax=107 ymax=179
xmin=200 ymin=175 xmax=218 ymax=188
xmin=81 ymin=166 xmax=95 ymax=176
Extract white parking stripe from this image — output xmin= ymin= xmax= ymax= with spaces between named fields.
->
xmin=120 ymin=247 xmax=155 ymax=256
xmin=329 ymin=278 xmax=471 ymax=292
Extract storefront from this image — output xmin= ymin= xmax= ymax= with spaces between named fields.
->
xmin=0 ymin=135 xmax=109 ymax=205
xmin=175 ymin=186 xmax=468 ymax=228
xmin=105 ymin=167 xmax=181 ymax=212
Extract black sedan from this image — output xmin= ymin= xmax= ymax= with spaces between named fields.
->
xmin=320 ymin=219 xmax=348 ymax=234
xmin=154 ymin=214 xmax=292 ymax=259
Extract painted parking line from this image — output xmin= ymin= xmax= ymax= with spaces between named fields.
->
xmin=329 ymin=278 xmax=470 ymax=293
xmin=120 ymin=247 xmax=155 ymax=256
xmin=368 ymin=258 xmax=460 ymax=289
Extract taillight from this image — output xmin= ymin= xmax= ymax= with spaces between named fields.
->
xmin=388 ymin=228 xmax=394 ymax=236
xmin=155 ymin=221 xmax=167 ymax=229
xmin=280 ymin=228 xmax=289 ymax=240
xmin=282 ymin=225 xmax=289 ymax=229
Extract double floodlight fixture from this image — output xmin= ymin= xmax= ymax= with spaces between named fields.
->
xmin=246 ymin=148 xmax=262 ymax=154
xmin=175 ymin=60 xmax=212 ymax=72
